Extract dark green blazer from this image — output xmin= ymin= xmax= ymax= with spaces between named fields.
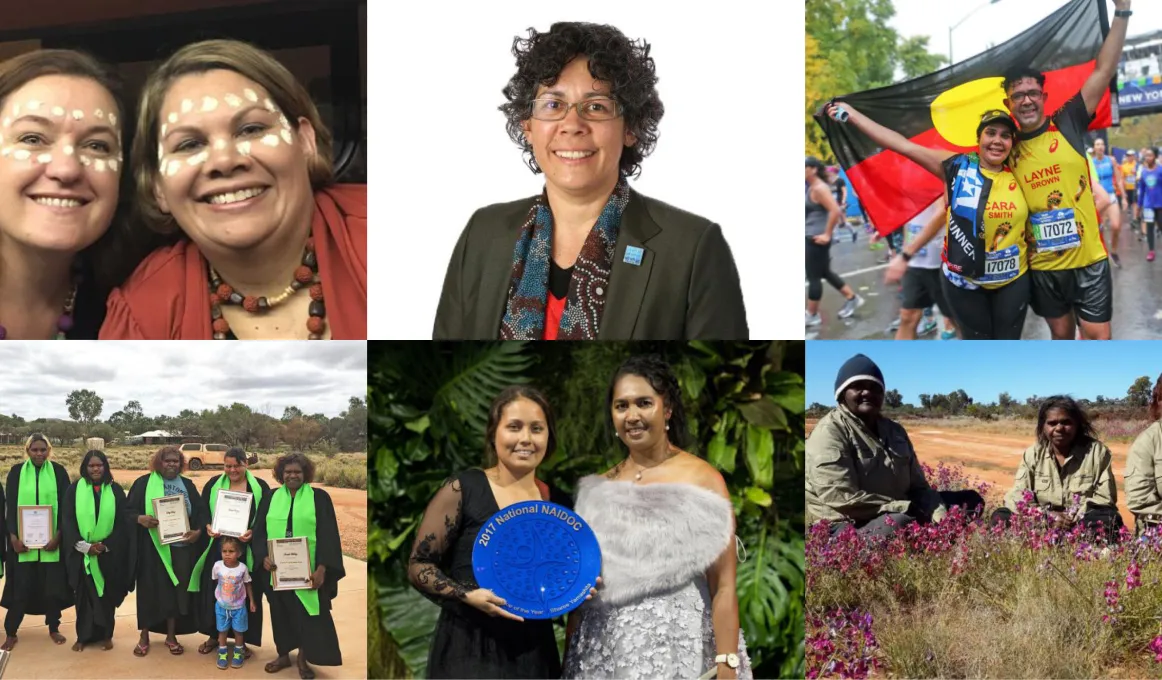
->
xmin=432 ymin=189 xmax=749 ymax=340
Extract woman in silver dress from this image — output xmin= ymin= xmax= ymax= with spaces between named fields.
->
xmin=563 ymin=355 xmax=751 ymax=679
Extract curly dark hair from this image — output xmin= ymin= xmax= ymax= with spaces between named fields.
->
xmin=607 ymin=354 xmax=689 ymax=449
xmin=79 ymin=449 xmax=114 ymax=485
xmin=274 ymin=452 xmax=316 ymax=484
xmin=1001 ymin=66 xmax=1046 ymax=94
xmin=224 ymin=447 xmax=248 ymax=466
xmin=220 ymin=535 xmax=244 ymax=552
xmin=499 ymin=22 xmax=663 ymax=178
xmin=1036 ymin=395 xmax=1096 ymax=448
xmin=151 ymin=446 xmax=185 ymax=473
xmin=484 ymin=385 xmax=558 ymax=466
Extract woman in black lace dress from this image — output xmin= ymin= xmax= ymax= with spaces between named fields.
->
xmin=408 ymin=385 xmax=573 ymax=679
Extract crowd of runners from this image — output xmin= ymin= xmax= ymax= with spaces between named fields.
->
xmin=806 ymin=0 xmax=1152 ymax=340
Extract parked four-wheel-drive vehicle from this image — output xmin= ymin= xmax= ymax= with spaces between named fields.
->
xmin=179 ymin=443 xmax=258 ymax=470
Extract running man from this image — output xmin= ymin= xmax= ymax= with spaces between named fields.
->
xmin=884 ymin=198 xmax=959 ymax=340
xmin=1121 ymin=149 xmax=1139 ymax=234
xmin=1002 ymin=0 xmax=1132 ymax=340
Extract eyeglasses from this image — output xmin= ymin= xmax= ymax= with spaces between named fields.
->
xmin=1009 ymin=90 xmax=1044 ymax=103
xmin=529 ymin=97 xmax=622 ymax=121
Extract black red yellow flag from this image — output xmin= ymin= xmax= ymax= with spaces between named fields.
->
xmin=815 ymin=0 xmax=1116 ymax=234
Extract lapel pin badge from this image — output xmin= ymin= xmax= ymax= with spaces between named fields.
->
xmin=623 ymin=245 xmax=644 ymax=266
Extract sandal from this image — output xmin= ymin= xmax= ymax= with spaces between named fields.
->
xmin=133 ymin=642 xmax=149 ymax=657
xmin=198 ymin=639 xmax=218 ymax=655
xmin=164 ymin=639 xmax=184 ymax=655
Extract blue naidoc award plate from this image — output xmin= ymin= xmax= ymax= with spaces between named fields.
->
xmin=472 ymin=500 xmax=601 ymax=620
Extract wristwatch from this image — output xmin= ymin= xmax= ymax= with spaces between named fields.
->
xmin=901 ymin=250 xmax=913 ymax=262
xmin=1115 ymin=9 xmax=1132 ymax=18
xmin=715 ymin=653 xmax=740 ymax=669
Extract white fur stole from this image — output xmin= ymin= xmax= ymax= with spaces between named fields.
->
xmin=575 ymin=475 xmax=733 ymax=607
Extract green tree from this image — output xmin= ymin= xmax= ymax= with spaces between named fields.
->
xmin=281 ymin=406 xmax=305 ymax=422
xmin=65 ymin=389 xmax=103 ymax=434
xmin=884 ymin=389 xmax=903 ymax=408
xmin=1128 ymin=376 xmax=1153 ymax=408
xmin=998 ymin=392 xmax=1017 ymax=408
xmin=897 ymin=34 xmax=946 ymax=79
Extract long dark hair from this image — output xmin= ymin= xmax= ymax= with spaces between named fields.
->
xmin=607 ymin=354 xmax=689 ymax=450
xmin=78 ymin=449 xmax=113 ymax=485
xmin=1149 ymin=375 xmax=1162 ymax=422
xmin=1036 ymin=395 xmax=1095 ymax=447
xmin=484 ymin=385 xmax=557 ymax=466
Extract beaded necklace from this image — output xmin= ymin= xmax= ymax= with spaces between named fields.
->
xmin=208 ymin=236 xmax=326 ymax=339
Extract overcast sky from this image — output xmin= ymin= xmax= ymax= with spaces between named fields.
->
xmin=890 ymin=0 xmax=1160 ymax=67
xmin=0 ymin=342 xmax=367 ymax=421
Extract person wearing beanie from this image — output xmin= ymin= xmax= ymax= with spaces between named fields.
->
xmin=806 ymin=354 xmax=985 ymax=537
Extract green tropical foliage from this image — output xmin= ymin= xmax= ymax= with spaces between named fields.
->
xmin=368 ymin=341 xmax=805 ymax=679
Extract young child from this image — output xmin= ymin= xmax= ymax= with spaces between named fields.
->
xmin=211 ymin=536 xmax=255 ymax=670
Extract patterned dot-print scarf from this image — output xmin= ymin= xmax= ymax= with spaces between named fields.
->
xmin=499 ymin=179 xmax=630 ymax=340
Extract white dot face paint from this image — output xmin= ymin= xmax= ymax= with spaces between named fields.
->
xmin=237 ymin=141 xmax=252 ymax=156
xmin=63 ymin=145 xmax=74 ymax=156
xmin=71 ymin=110 xmax=83 ymax=121
xmin=181 ymin=99 xmax=194 ymax=114
xmin=12 ymin=149 xmax=30 ymax=161
xmin=50 ymin=106 xmax=63 ymax=117
xmin=243 ymin=88 xmax=258 ymax=102
xmin=224 ymin=93 xmax=242 ymax=108
xmin=166 ymin=160 xmax=180 ymax=177
xmin=157 ymin=143 xmax=164 ymax=161
xmin=167 ymin=112 xmax=178 ymax=124
xmin=109 ymin=112 xmax=116 ymax=126
xmin=80 ymin=155 xmax=92 ymax=166
xmin=94 ymin=109 xmax=103 ymax=119
xmin=280 ymin=129 xmax=294 ymax=146
xmin=202 ymin=97 xmax=219 ymax=112
xmin=11 ymin=104 xmax=19 ymax=117
xmin=2 ymin=118 xmax=9 ymax=128
xmin=36 ymin=153 xmax=51 ymax=164
xmin=261 ymin=134 xmax=280 ymax=147
xmin=213 ymin=139 xmax=227 ymax=150
xmin=1 ymin=148 xmax=10 ymax=157
xmin=26 ymin=100 xmax=40 ymax=111
xmin=187 ymin=151 xmax=209 ymax=166
xmin=94 ymin=159 xmax=106 ymax=172
xmin=109 ymin=159 xmax=119 ymax=172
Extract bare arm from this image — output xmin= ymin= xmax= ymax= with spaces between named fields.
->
xmin=1081 ymin=0 xmax=1131 ymax=114
xmin=824 ymin=102 xmax=954 ymax=180
xmin=1114 ymin=163 xmax=1126 ymax=204
xmin=811 ymin=182 xmax=843 ymax=241
xmin=904 ymin=197 xmax=948 ymax=255
xmin=703 ymin=472 xmax=740 ymax=680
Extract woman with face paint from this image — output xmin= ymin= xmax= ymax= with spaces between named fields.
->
xmin=0 ymin=51 xmax=128 ymax=339
xmin=565 ymin=356 xmax=751 ymax=679
xmin=100 ymin=39 xmax=366 ymax=340
xmin=124 ymin=446 xmax=209 ymax=657
xmin=0 ymin=434 xmax=72 ymax=651
xmin=251 ymin=452 xmax=345 ymax=678
xmin=433 ymin=22 xmax=748 ymax=340
xmin=408 ymin=386 xmax=582 ymax=679
xmin=190 ymin=447 xmax=271 ymax=660
xmin=806 ymin=354 xmax=985 ymax=537
xmin=991 ymin=396 xmax=1121 ymax=539
xmin=60 ymin=449 xmax=130 ymax=651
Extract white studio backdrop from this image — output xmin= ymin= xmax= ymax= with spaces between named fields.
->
xmin=367 ymin=0 xmax=804 ymax=340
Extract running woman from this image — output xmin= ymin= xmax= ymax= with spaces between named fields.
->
xmin=1138 ymin=147 xmax=1162 ymax=261
xmin=806 ymin=156 xmax=863 ymax=327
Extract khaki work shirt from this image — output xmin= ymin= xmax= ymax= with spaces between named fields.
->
xmin=806 ymin=406 xmax=945 ymax=523
xmin=1125 ymin=421 xmax=1162 ymax=519
xmin=1003 ymin=439 xmax=1116 ymax=516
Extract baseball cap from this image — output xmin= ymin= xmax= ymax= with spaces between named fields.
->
xmin=976 ymin=109 xmax=1016 ymax=137
xmin=805 ymin=156 xmax=825 ymax=169
xmin=1128 ymin=149 xmax=1137 ymax=156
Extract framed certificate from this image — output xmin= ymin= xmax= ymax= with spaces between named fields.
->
xmin=153 ymin=495 xmax=190 ymax=545
xmin=18 ymin=505 xmax=52 ymax=549
xmin=268 ymin=537 xmax=312 ymax=590
xmin=211 ymin=489 xmax=253 ymax=538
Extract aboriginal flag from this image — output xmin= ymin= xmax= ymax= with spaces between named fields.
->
xmin=815 ymin=0 xmax=1117 ymax=234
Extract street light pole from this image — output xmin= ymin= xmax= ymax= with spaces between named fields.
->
xmin=949 ymin=0 xmax=1003 ymax=66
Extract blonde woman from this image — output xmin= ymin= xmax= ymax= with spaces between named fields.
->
xmin=100 ymin=39 xmax=366 ymax=340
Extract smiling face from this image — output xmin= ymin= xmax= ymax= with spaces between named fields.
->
xmin=282 ymin=461 xmax=304 ymax=490
xmin=841 ymin=380 xmax=884 ymax=420
xmin=1042 ymin=407 xmax=1077 ymax=451
xmin=1093 ymin=138 xmax=1106 ymax=158
xmin=611 ymin=374 xmax=671 ymax=451
xmin=978 ymin=124 xmax=1014 ymax=167
xmin=27 ymin=439 xmax=48 ymax=467
xmin=1003 ymin=77 xmax=1047 ymax=131
xmin=492 ymin=397 xmax=549 ymax=474
xmin=153 ymin=69 xmax=317 ymax=253
xmin=224 ymin=455 xmax=246 ymax=483
xmin=160 ymin=451 xmax=182 ymax=479
xmin=86 ymin=455 xmax=105 ymax=482
xmin=0 ymin=75 xmax=120 ymax=253
xmin=521 ymin=56 xmax=635 ymax=199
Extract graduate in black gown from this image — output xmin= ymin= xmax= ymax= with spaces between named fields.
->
xmin=1 ymin=433 xmax=72 ymax=651
xmin=252 ymin=453 xmax=345 ymax=679
xmin=192 ymin=447 xmax=271 ymax=658
xmin=124 ymin=446 xmax=209 ymax=657
xmin=61 ymin=449 xmax=130 ymax=651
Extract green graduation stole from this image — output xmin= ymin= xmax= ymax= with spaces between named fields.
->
xmin=266 ymin=484 xmax=319 ymax=615
xmin=144 ymin=472 xmax=179 ymax=586
xmin=18 ymin=459 xmax=59 ymax=563
xmin=75 ymin=479 xmax=115 ymax=596
xmin=189 ymin=472 xmax=263 ymax=592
